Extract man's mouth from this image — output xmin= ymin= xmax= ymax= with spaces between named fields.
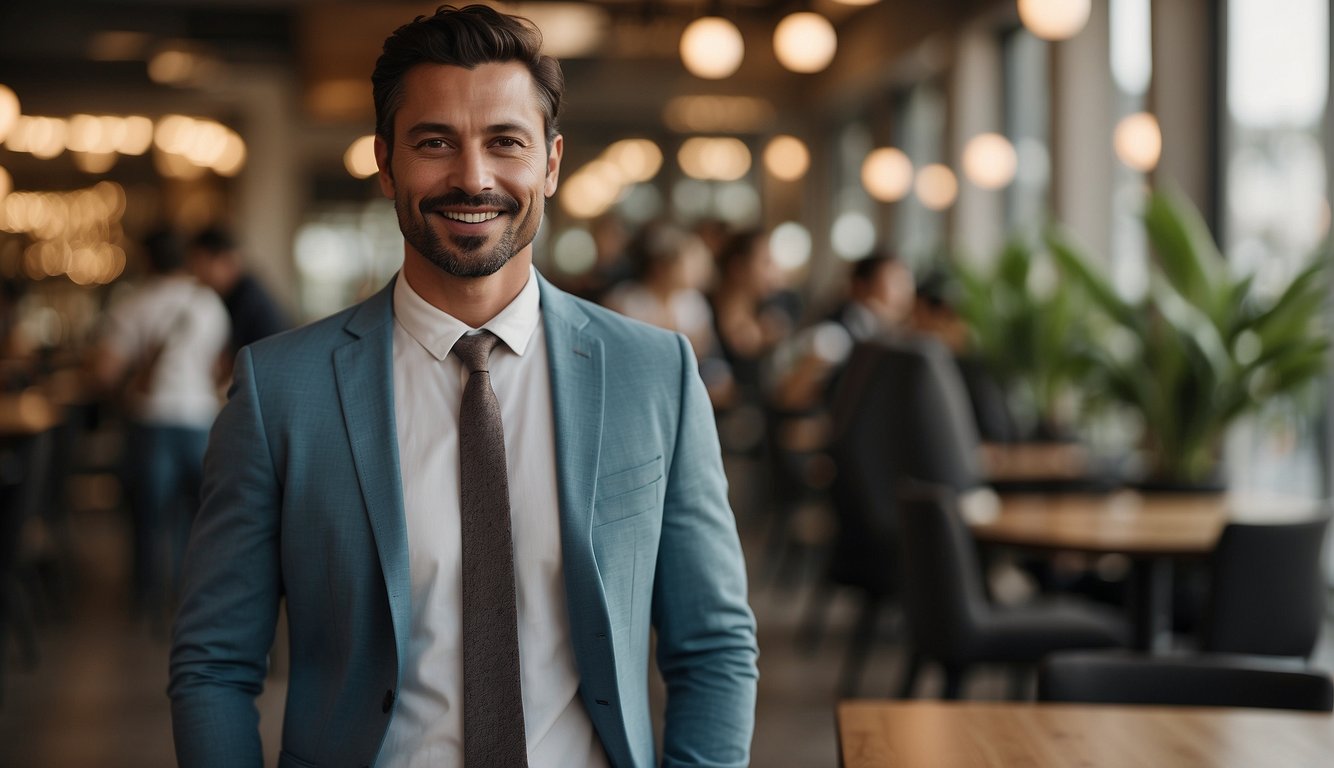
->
xmin=439 ymin=210 xmax=501 ymax=224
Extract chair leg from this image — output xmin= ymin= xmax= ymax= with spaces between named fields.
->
xmin=838 ymin=595 xmax=882 ymax=698
xmin=896 ymin=649 xmax=923 ymax=699
xmin=942 ymin=666 xmax=967 ymax=700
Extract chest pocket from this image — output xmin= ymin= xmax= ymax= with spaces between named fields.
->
xmin=593 ymin=455 xmax=662 ymax=526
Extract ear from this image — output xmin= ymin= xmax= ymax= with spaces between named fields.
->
xmin=374 ymin=134 xmax=395 ymax=199
xmin=544 ymin=134 xmax=563 ymax=198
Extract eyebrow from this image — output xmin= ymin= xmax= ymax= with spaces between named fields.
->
xmin=403 ymin=122 xmax=538 ymax=141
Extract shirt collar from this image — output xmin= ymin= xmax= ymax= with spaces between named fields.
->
xmin=393 ymin=265 xmax=542 ymax=361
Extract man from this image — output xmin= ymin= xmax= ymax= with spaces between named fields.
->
xmin=90 ymin=229 xmax=230 ymax=625
xmin=168 ymin=6 xmax=758 ymax=768
xmin=188 ymin=225 xmax=292 ymax=353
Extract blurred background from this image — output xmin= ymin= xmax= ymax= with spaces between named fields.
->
xmin=0 ymin=0 xmax=1332 ymax=765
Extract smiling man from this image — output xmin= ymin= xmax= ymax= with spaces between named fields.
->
xmin=168 ymin=5 xmax=757 ymax=768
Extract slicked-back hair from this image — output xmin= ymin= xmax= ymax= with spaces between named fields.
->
xmin=372 ymin=4 xmax=564 ymax=162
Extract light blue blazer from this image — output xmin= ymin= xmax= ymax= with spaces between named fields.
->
xmin=169 ymin=273 xmax=758 ymax=767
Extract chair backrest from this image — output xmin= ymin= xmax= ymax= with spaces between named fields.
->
xmin=1201 ymin=512 xmax=1332 ymax=658
xmin=1038 ymin=652 xmax=1334 ymax=712
xmin=895 ymin=483 xmax=989 ymax=661
xmin=824 ymin=336 xmax=982 ymax=594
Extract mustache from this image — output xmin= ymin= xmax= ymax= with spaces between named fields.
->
xmin=419 ymin=192 xmax=519 ymax=214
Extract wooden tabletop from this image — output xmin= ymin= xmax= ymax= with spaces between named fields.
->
xmin=962 ymin=490 xmax=1322 ymax=557
xmin=838 ymin=700 xmax=1334 ymax=768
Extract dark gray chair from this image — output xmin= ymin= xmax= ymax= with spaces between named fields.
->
xmin=1200 ymin=513 xmax=1332 ymax=659
xmin=806 ymin=335 xmax=983 ymax=696
xmin=896 ymin=483 xmax=1128 ymax=699
xmin=1038 ymin=651 xmax=1334 ymax=712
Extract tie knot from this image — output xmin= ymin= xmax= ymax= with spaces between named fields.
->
xmin=452 ymin=330 xmax=500 ymax=373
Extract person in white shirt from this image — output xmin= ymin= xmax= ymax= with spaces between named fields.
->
xmin=90 ymin=228 xmax=229 ymax=625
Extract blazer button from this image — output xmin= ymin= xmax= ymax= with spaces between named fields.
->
xmin=382 ymin=689 xmax=396 ymax=713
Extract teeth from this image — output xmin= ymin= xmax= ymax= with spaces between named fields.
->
xmin=442 ymin=211 xmax=500 ymax=224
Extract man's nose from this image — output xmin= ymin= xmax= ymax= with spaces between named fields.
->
xmin=451 ymin=145 xmax=494 ymax=195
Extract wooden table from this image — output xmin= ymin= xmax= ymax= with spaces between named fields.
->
xmin=962 ymin=490 xmax=1320 ymax=650
xmin=838 ymin=699 xmax=1334 ymax=767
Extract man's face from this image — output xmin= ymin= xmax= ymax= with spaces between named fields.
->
xmin=375 ymin=61 xmax=562 ymax=278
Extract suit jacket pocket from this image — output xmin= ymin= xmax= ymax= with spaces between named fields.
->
xmin=594 ymin=455 xmax=662 ymax=526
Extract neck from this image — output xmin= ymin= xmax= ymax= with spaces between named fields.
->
xmin=401 ymin=248 xmax=533 ymax=328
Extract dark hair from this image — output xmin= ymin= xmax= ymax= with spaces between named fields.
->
xmin=143 ymin=229 xmax=186 ymax=274
xmin=716 ymin=230 xmax=766 ymax=276
xmin=190 ymin=226 xmax=238 ymax=256
xmin=372 ymin=4 xmax=564 ymax=160
xmin=851 ymin=251 xmax=902 ymax=284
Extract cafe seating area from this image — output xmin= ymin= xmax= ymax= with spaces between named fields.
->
xmin=3 ymin=0 xmax=1334 ymax=766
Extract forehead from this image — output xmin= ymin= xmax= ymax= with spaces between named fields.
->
xmin=393 ymin=61 xmax=543 ymax=134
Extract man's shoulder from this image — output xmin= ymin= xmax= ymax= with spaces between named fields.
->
xmin=543 ymin=280 xmax=683 ymax=354
xmin=244 ymin=286 xmax=387 ymax=361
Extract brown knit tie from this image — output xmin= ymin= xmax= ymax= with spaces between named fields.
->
xmin=453 ymin=331 xmax=528 ymax=767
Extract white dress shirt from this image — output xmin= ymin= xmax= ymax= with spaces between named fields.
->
xmin=379 ymin=267 xmax=609 ymax=768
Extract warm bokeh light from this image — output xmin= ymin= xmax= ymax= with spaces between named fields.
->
xmin=212 ymin=131 xmax=247 ymax=176
xmin=604 ymin=139 xmax=663 ymax=183
xmin=148 ymin=48 xmax=199 ymax=84
xmin=119 ymin=116 xmax=154 ymax=155
xmin=1114 ymin=111 xmax=1162 ymax=172
xmin=0 ymin=84 xmax=20 ymax=143
xmin=763 ymin=135 xmax=810 ymax=181
xmin=915 ymin=163 xmax=959 ymax=210
xmin=861 ymin=147 xmax=914 ymax=202
xmin=831 ymin=0 xmax=881 ymax=5
xmin=344 ymin=135 xmax=379 ymax=179
xmin=72 ymin=152 xmax=118 ymax=174
xmin=1018 ymin=0 xmax=1092 ymax=41
xmin=0 ymin=165 xmax=11 ymax=201
xmin=962 ymin=133 xmax=1019 ymax=189
xmin=678 ymin=137 xmax=752 ymax=181
xmin=1 ymin=182 xmax=127 ymax=284
xmin=680 ymin=17 xmax=744 ymax=79
xmin=560 ymin=171 xmax=620 ymax=219
xmin=24 ymin=117 xmax=69 ymax=159
xmin=774 ymin=12 xmax=838 ymax=73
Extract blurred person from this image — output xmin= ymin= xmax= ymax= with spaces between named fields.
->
xmin=711 ymin=229 xmax=800 ymax=398
xmin=88 ymin=228 xmax=230 ymax=625
xmin=603 ymin=220 xmax=735 ymax=406
xmin=169 ymin=7 xmax=756 ymax=768
xmin=188 ymin=226 xmax=292 ymax=354
xmin=769 ymin=251 xmax=916 ymax=413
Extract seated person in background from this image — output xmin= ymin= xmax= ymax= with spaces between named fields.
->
xmin=188 ymin=226 xmax=292 ymax=354
xmin=768 ymin=251 xmax=916 ymax=414
xmin=711 ymin=229 xmax=800 ymax=402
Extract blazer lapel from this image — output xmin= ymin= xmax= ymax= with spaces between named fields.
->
xmin=333 ymin=280 xmax=412 ymax=667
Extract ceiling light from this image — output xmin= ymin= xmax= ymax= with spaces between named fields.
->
xmin=764 ymin=135 xmax=810 ymax=181
xmin=0 ymin=85 xmax=19 ymax=143
xmin=861 ymin=147 xmax=913 ymax=202
xmin=1113 ymin=112 xmax=1162 ymax=172
xmin=915 ymin=164 xmax=959 ymax=210
xmin=344 ymin=135 xmax=378 ymax=179
xmin=1018 ymin=0 xmax=1092 ymax=41
xmin=961 ymin=133 xmax=1018 ymax=189
xmin=774 ymin=13 xmax=838 ymax=74
xmin=680 ymin=17 xmax=745 ymax=79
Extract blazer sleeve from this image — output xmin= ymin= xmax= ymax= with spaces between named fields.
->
xmin=652 ymin=334 xmax=760 ymax=768
xmin=169 ymin=346 xmax=282 ymax=767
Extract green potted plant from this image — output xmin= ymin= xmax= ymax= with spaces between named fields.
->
xmin=1048 ymin=187 xmax=1330 ymax=487
xmin=952 ymin=236 xmax=1094 ymax=441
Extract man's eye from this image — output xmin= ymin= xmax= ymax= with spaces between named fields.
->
xmin=419 ymin=139 xmax=448 ymax=150
xmin=494 ymin=138 xmax=522 ymax=148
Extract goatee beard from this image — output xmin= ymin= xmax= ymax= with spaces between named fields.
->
xmin=396 ymin=191 xmax=534 ymax=278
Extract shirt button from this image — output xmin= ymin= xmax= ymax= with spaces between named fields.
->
xmin=382 ymin=689 xmax=396 ymax=713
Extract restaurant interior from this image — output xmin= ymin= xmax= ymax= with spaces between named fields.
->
xmin=1 ymin=0 xmax=1333 ymax=765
